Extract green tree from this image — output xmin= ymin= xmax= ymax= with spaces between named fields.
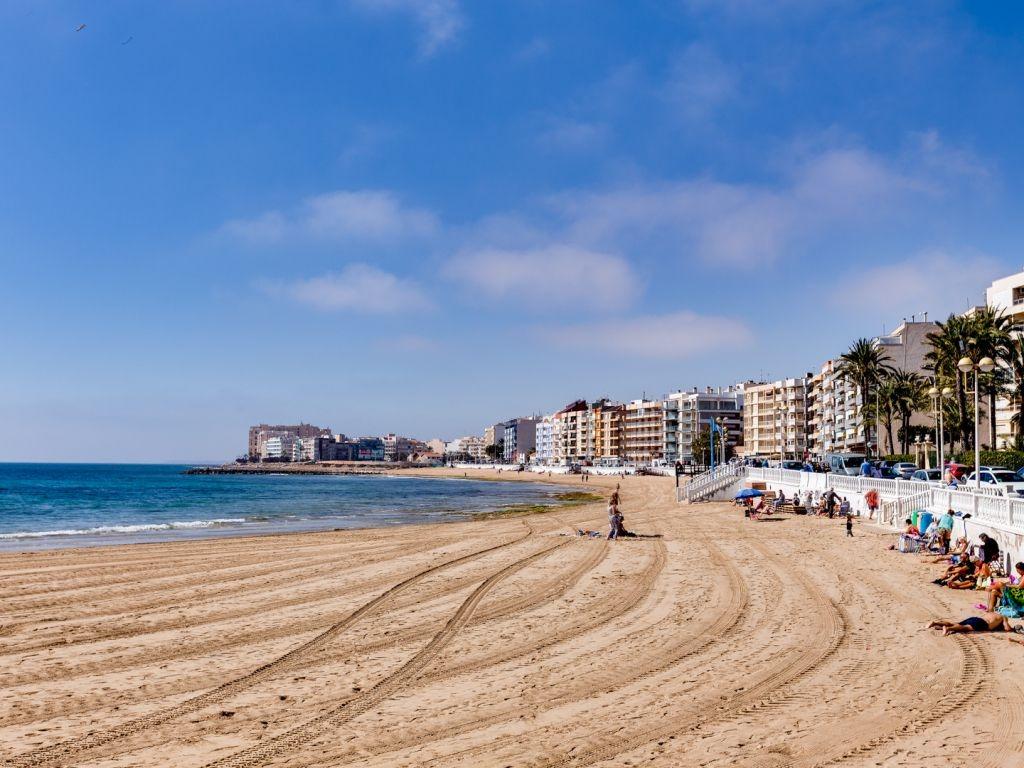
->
xmin=970 ymin=307 xmax=1013 ymax=447
xmin=889 ymin=369 xmax=928 ymax=454
xmin=926 ymin=315 xmax=975 ymax=449
xmin=869 ymin=376 xmax=898 ymax=455
xmin=836 ymin=338 xmax=895 ymax=457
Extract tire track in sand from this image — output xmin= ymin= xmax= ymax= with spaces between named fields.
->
xmin=4 ymin=527 xmax=537 ymax=768
xmin=199 ymin=539 xmax=571 ymax=768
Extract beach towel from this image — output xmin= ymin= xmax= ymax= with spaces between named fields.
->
xmin=999 ymin=587 xmax=1024 ymax=619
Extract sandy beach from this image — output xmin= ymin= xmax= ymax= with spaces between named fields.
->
xmin=2 ymin=469 xmax=1022 ymax=767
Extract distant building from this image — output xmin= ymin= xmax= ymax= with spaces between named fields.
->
xmin=426 ymin=438 xmax=447 ymax=455
xmin=261 ymin=435 xmax=296 ymax=462
xmin=502 ymin=417 xmax=539 ymax=463
xmin=593 ymin=401 xmax=625 ymax=465
xmin=534 ymin=414 xmax=558 ymax=465
xmin=484 ymin=423 xmax=505 ymax=456
xmin=623 ymin=399 xmax=663 ymax=464
xmin=248 ymin=423 xmax=331 ymax=461
xmin=743 ymin=377 xmax=810 ymax=459
xmin=381 ymin=433 xmax=429 ymax=461
xmin=663 ymin=386 xmax=744 ymax=463
xmin=983 ymin=272 xmax=1024 ymax=447
xmin=444 ymin=436 xmax=486 ymax=462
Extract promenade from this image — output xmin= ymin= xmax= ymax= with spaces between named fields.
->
xmin=1 ymin=470 xmax=1019 ymax=767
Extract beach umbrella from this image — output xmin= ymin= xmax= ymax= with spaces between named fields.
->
xmin=735 ymin=488 xmax=763 ymax=499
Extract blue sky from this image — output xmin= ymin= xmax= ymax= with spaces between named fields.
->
xmin=4 ymin=1 xmax=1024 ymax=462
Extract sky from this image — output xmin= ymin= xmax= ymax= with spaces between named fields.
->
xmin=4 ymin=1 xmax=1024 ymax=462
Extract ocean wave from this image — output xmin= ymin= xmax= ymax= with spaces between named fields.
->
xmin=0 ymin=518 xmax=248 ymax=539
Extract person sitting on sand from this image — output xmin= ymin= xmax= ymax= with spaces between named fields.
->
xmin=985 ymin=562 xmax=1024 ymax=612
xmin=925 ymin=536 xmax=969 ymax=564
xmin=927 ymin=611 xmax=1014 ymax=635
xmin=979 ymin=533 xmax=1000 ymax=564
xmin=607 ymin=509 xmax=622 ymax=540
xmin=937 ymin=557 xmax=978 ymax=588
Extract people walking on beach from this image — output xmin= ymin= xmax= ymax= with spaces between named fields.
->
xmin=846 ymin=512 xmax=854 ymax=537
xmin=864 ymin=489 xmax=879 ymax=520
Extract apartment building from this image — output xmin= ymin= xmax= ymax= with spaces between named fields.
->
xmin=484 ymin=423 xmax=505 ymax=453
xmin=557 ymin=400 xmax=594 ymax=464
xmin=593 ymin=401 xmax=625 ymax=465
xmin=623 ymin=399 xmax=664 ymax=464
xmin=248 ymin=423 xmax=332 ymax=461
xmin=501 ymin=417 xmax=539 ymax=463
xmin=742 ymin=377 xmax=810 ymax=459
xmin=986 ymin=272 xmax=1024 ymax=447
xmin=444 ymin=436 xmax=486 ymax=462
xmin=663 ymin=386 xmax=744 ymax=463
xmin=534 ymin=415 xmax=560 ymax=465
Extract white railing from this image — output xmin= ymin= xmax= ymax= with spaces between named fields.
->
xmin=682 ymin=463 xmax=744 ymax=502
xmin=686 ymin=466 xmax=1024 ymax=538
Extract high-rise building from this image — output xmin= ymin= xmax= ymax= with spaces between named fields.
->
xmin=248 ymin=423 xmax=332 ymax=461
xmin=623 ymin=399 xmax=664 ymax=464
xmin=985 ymin=272 xmax=1024 ymax=447
xmin=742 ymin=378 xmax=810 ymax=459
xmin=593 ymin=401 xmax=625 ymax=465
xmin=501 ymin=417 xmax=539 ymax=463
xmin=662 ymin=386 xmax=744 ymax=463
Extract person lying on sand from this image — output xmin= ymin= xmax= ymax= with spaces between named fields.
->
xmin=927 ymin=612 xmax=1013 ymax=635
xmin=947 ymin=559 xmax=991 ymax=591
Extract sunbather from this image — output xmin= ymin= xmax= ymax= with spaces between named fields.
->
xmin=986 ymin=562 xmax=1024 ymax=611
xmin=924 ymin=537 xmax=968 ymax=564
xmin=927 ymin=611 xmax=1013 ymax=635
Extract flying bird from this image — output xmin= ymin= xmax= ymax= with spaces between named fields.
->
xmin=121 ymin=36 xmax=133 ymax=45
xmin=75 ymin=23 xmax=86 ymax=32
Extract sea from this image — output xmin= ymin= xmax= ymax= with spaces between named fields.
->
xmin=0 ymin=464 xmax=569 ymax=551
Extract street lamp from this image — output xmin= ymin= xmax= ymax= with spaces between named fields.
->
xmin=957 ymin=356 xmax=995 ymax=489
xmin=928 ymin=385 xmax=953 ymax=477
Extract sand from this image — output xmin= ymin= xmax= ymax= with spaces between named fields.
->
xmin=1 ymin=469 xmax=1022 ymax=767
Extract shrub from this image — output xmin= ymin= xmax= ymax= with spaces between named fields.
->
xmin=950 ymin=450 xmax=1024 ymax=470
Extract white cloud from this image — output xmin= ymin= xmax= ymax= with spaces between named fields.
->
xmin=303 ymin=191 xmax=438 ymax=240
xmin=835 ymin=250 xmax=1001 ymax=319
xmin=540 ymin=311 xmax=753 ymax=359
xmin=536 ymin=118 xmax=609 ymax=153
xmin=264 ymin=263 xmax=431 ymax=313
xmin=552 ymin=146 xmax=935 ymax=266
xmin=663 ymin=44 xmax=737 ymax=121
xmin=222 ymin=189 xmax=439 ymax=245
xmin=349 ymin=0 xmax=464 ymax=57
xmin=444 ymin=245 xmax=640 ymax=311
xmin=514 ymin=37 xmax=550 ymax=63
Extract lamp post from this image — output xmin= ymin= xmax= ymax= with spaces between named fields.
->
xmin=957 ymin=356 xmax=996 ymax=489
xmin=928 ymin=385 xmax=953 ymax=478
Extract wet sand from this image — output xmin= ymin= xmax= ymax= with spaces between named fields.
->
xmin=1 ymin=469 xmax=1021 ymax=767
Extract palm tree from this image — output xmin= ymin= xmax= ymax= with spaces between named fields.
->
xmin=836 ymin=338 xmax=896 ymax=457
xmin=889 ymin=369 xmax=928 ymax=454
xmin=868 ymin=377 xmax=898 ymax=456
xmin=925 ymin=315 xmax=975 ymax=449
xmin=969 ymin=307 xmax=1013 ymax=447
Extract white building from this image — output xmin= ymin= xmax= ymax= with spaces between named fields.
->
xmin=261 ymin=435 xmax=296 ymax=461
xmin=662 ymin=386 xmax=744 ymax=463
xmin=986 ymin=271 xmax=1024 ymax=448
xmin=534 ymin=415 xmax=557 ymax=465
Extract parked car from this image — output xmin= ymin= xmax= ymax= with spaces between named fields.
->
xmin=825 ymin=453 xmax=866 ymax=476
xmin=965 ymin=470 xmax=1024 ymax=496
xmin=890 ymin=462 xmax=918 ymax=478
xmin=781 ymin=460 xmax=805 ymax=471
xmin=910 ymin=468 xmax=942 ymax=483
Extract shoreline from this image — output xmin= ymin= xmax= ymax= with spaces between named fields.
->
xmin=0 ymin=470 xmax=607 ymax=554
